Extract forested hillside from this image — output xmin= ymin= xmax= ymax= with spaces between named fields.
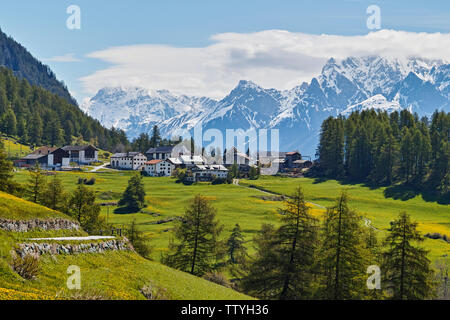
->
xmin=316 ymin=109 xmax=449 ymax=197
xmin=0 ymin=28 xmax=76 ymax=106
xmin=0 ymin=67 xmax=129 ymax=151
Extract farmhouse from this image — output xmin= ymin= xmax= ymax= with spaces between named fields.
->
xmin=110 ymin=152 xmax=147 ymax=170
xmin=186 ymin=164 xmax=228 ymax=182
xmin=15 ymin=147 xmax=70 ymax=170
xmin=62 ymin=145 xmax=99 ymax=164
xmin=292 ymin=159 xmax=313 ymax=169
xmin=143 ymin=159 xmax=175 ymax=177
xmin=284 ymin=151 xmax=302 ymax=168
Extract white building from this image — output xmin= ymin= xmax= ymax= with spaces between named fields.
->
xmin=143 ymin=159 xmax=175 ymax=177
xmin=110 ymin=152 xmax=147 ymax=170
xmin=187 ymin=164 xmax=228 ymax=182
xmin=146 ymin=145 xmax=189 ymax=161
xmin=62 ymin=145 xmax=99 ymax=164
xmin=178 ymin=155 xmax=207 ymax=167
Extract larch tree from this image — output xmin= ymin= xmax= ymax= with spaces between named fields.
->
xmin=0 ymin=140 xmax=16 ymax=194
xmin=162 ymin=195 xmax=224 ymax=276
xmin=318 ymin=191 xmax=367 ymax=300
xmin=241 ymin=187 xmax=319 ymax=300
xmin=118 ymin=173 xmax=146 ymax=212
xmin=25 ymin=162 xmax=46 ymax=204
xmin=66 ymin=184 xmax=101 ymax=234
xmin=381 ymin=212 xmax=434 ymax=300
xmin=226 ymin=223 xmax=247 ymax=265
xmin=42 ymin=174 xmax=66 ymax=211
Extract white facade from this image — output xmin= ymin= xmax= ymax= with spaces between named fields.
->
xmin=179 ymin=155 xmax=207 ymax=167
xmin=189 ymin=165 xmax=228 ymax=182
xmin=143 ymin=159 xmax=175 ymax=177
xmin=111 ymin=152 xmax=147 ymax=170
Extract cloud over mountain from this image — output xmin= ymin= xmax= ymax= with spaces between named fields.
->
xmin=80 ymin=30 xmax=450 ymax=99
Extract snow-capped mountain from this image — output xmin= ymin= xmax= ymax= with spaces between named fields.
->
xmin=83 ymin=56 xmax=450 ymax=157
xmin=342 ymin=94 xmax=402 ymax=116
xmin=82 ymin=87 xmax=217 ymax=138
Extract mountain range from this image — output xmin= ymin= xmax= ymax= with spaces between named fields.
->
xmin=82 ymin=56 xmax=450 ymax=157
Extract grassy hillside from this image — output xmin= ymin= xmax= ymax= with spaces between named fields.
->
xmin=1 ymin=136 xmax=31 ymax=159
xmin=0 ymin=191 xmax=251 ymax=300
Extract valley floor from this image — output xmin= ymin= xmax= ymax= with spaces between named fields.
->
xmin=12 ymin=171 xmax=450 ymax=262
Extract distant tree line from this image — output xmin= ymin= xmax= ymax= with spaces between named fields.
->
xmin=0 ymin=67 xmax=129 ymax=151
xmin=130 ymin=125 xmax=182 ymax=154
xmin=316 ymin=109 xmax=449 ymax=197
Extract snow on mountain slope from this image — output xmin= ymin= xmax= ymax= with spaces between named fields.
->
xmin=342 ymin=94 xmax=402 ymax=116
xmin=82 ymin=87 xmax=217 ymax=138
xmin=83 ymin=56 xmax=449 ymax=156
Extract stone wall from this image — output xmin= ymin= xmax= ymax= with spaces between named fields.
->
xmin=0 ymin=218 xmax=80 ymax=232
xmin=17 ymin=239 xmax=133 ymax=257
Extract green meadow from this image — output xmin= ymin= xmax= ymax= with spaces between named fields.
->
xmin=13 ymin=170 xmax=449 ymax=262
xmin=13 ymin=170 xmax=292 ymax=260
xmin=0 ymin=191 xmax=250 ymax=300
xmin=240 ymin=176 xmax=450 ymax=261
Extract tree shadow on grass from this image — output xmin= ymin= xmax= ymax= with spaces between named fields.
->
xmin=309 ymin=174 xmax=449 ymax=205
xmin=383 ymin=185 xmax=420 ymax=201
xmin=113 ymin=206 xmax=140 ymax=214
xmin=383 ymin=185 xmax=450 ymax=205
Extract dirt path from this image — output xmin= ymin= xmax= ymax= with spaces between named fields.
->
xmin=89 ymin=163 xmax=109 ymax=172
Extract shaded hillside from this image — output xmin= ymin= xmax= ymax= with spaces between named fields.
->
xmin=0 ymin=28 xmax=77 ymax=106
xmin=0 ymin=67 xmax=129 ymax=151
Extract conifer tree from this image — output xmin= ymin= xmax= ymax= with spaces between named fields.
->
xmin=0 ymin=140 xmax=14 ymax=192
xmin=149 ymin=125 xmax=161 ymax=148
xmin=382 ymin=212 xmax=434 ymax=300
xmin=318 ymin=191 xmax=367 ymax=299
xmin=239 ymin=224 xmax=279 ymax=299
xmin=241 ymin=187 xmax=319 ymax=300
xmin=400 ymin=127 xmax=414 ymax=183
xmin=162 ymin=195 xmax=224 ymax=276
xmin=226 ymin=223 xmax=247 ymax=265
xmin=25 ymin=162 xmax=46 ymax=203
xmin=118 ymin=173 xmax=146 ymax=212
xmin=42 ymin=174 xmax=65 ymax=211
xmin=277 ymin=187 xmax=319 ymax=300
xmin=127 ymin=219 xmax=151 ymax=259
xmin=1 ymin=108 xmax=17 ymax=136
xmin=66 ymin=184 xmax=101 ymax=233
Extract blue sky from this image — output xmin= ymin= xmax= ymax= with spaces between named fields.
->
xmin=0 ymin=0 xmax=449 ymax=102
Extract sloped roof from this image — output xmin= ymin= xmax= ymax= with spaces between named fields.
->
xmin=180 ymin=155 xmax=206 ymax=163
xmin=146 ymin=146 xmax=174 ymax=154
xmin=62 ymin=145 xmax=98 ymax=151
xmin=168 ymin=157 xmax=182 ymax=165
xmin=145 ymin=159 xmax=163 ymax=165
xmin=111 ymin=152 xmax=143 ymax=158
xmin=31 ymin=146 xmax=58 ymax=155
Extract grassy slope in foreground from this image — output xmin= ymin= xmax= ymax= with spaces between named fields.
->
xmin=240 ymin=176 xmax=450 ymax=261
xmin=0 ymin=191 xmax=251 ymax=300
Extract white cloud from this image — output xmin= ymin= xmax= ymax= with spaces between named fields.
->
xmin=80 ymin=30 xmax=450 ymax=99
xmin=46 ymin=53 xmax=81 ymax=62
